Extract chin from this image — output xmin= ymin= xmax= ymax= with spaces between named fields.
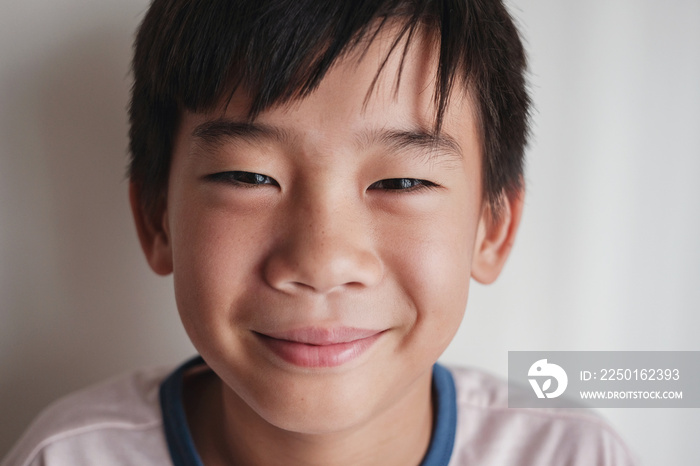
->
xmin=256 ymin=390 xmax=375 ymax=435
xmin=233 ymin=369 xmax=382 ymax=435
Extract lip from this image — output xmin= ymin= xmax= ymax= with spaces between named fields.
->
xmin=254 ymin=327 xmax=384 ymax=368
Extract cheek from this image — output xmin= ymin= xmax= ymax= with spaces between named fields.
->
xmin=381 ymin=203 xmax=476 ymax=349
xmin=167 ymin=195 xmax=271 ymax=340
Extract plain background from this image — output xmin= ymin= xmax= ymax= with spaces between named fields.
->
xmin=1 ymin=0 xmax=698 ymax=463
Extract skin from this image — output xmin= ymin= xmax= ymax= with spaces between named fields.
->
xmin=131 ymin=27 xmax=523 ymax=466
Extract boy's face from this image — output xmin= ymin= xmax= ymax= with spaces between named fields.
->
xmin=135 ymin=28 xmax=520 ymax=434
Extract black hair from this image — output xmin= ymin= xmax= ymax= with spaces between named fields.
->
xmin=129 ymin=0 xmax=530 ymax=219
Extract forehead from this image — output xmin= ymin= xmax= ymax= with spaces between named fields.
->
xmin=178 ymin=25 xmax=478 ymax=166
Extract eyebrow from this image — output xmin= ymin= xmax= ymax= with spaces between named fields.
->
xmin=359 ymin=128 xmax=464 ymax=164
xmin=191 ymin=118 xmax=463 ymax=164
xmin=192 ymin=119 xmax=290 ymax=147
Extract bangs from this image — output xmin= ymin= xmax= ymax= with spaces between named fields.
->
xmin=135 ymin=0 xmax=466 ymax=131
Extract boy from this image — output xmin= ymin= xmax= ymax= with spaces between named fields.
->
xmin=3 ymin=0 xmax=636 ymax=465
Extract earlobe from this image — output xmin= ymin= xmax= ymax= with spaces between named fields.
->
xmin=129 ymin=182 xmax=173 ymax=276
xmin=471 ymin=189 xmax=524 ymax=284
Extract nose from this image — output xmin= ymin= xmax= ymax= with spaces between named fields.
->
xmin=262 ymin=192 xmax=383 ymax=295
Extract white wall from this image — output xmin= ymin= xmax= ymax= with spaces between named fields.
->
xmin=0 ymin=0 xmax=196 ymax=456
xmin=1 ymin=1 xmax=698 ymax=463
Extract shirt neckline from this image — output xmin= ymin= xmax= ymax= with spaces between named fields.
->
xmin=159 ymin=356 xmax=456 ymax=466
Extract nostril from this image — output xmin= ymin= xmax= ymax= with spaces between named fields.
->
xmin=262 ymin=243 xmax=383 ymax=295
xmin=288 ymin=281 xmax=317 ymax=292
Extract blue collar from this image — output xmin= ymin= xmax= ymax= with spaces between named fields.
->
xmin=160 ymin=356 xmax=456 ymax=465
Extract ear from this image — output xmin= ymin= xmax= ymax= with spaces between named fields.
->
xmin=471 ymin=189 xmax=524 ymax=284
xmin=129 ymin=182 xmax=173 ymax=276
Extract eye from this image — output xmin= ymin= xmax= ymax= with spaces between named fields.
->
xmin=206 ymin=171 xmax=279 ymax=187
xmin=368 ymin=178 xmax=438 ymax=192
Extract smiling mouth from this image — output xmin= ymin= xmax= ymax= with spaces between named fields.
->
xmin=254 ymin=327 xmax=384 ymax=368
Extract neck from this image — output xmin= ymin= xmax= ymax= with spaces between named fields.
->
xmin=186 ymin=369 xmax=435 ymax=466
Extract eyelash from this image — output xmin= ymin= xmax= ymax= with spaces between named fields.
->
xmin=206 ymin=171 xmax=278 ymax=187
xmin=206 ymin=171 xmax=438 ymax=192
xmin=367 ymin=178 xmax=438 ymax=193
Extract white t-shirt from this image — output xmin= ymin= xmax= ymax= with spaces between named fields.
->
xmin=1 ymin=357 xmax=638 ymax=466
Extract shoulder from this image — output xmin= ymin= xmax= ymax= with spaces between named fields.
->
xmin=445 ymin=366 xmax=639 ymax=466
xmin=1 ymin=365 xmax=173 ymax=466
